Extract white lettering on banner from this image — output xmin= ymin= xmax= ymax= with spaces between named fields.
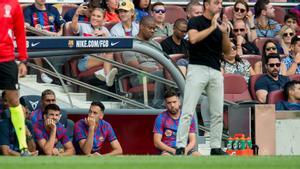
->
xmin=76 ymin=40 xmax=109 ymax=48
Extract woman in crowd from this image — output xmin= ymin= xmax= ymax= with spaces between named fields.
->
xmin=102 ymin=0 xmax=120 ymax=23
xmin=71 ymin=6 xmax=118 ymax=87
xmin=254 ymin=39 xmax=286 ymax=75
xmin=277 ymin=25 xmax=296 ymax=55
xmin=110 ymin=0 xmax=139 ymax=37
xmin=133 ymin=0 xmax=151 ymax=23
xmin=221 ymin=42 xmax=255 ymax=82
xmin=229 ymin=0 xmax=257 ymax=42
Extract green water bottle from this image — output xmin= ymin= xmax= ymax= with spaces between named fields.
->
xmin=246 ymin=137 xmax=252 ymax=149
xmin=232 ymin=137 xmax=239 ymax=150
xmin=239 ymin=136 xmax=246 ymax=150
xmin=226 ymin=137 xmax=233 ymax=150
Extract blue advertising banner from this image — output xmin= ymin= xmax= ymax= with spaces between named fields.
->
xmin=26 ymin=37 xmax=133 ymax=50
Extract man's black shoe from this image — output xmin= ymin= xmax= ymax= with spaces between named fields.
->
xmin=175 ymin=147 xmax=185 ymax=155
xmin=210 ymin=148 xmax=228 ymax=155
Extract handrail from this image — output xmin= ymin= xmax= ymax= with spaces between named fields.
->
xmin=89 ymin=54 xmax=178 ymax=88
xmin=25 ymin=37 xmax=237 ymax=106
xmin=43 ymin=57 xmax=74 ymax=108
xmin=28 ymin=63 xmax=155 ymax=109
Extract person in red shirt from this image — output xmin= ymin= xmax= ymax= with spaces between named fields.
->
xmin=102 ymin=0 xmax=120 ymax=23
xmin=0 ymin=0 xmax=31 ymax=156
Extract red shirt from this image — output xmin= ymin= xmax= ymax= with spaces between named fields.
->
xmin=104 ymin=11 xmax=120 ymax=23
xmin=0 ymin=0 xmax=28 ymax=62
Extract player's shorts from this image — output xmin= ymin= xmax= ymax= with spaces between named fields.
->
xmin=0 ymin=61 xmax=19 ymax=90
xmin=161 ymin=148 xmax=198 ymax=156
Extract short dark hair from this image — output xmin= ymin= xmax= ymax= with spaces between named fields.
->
xmin=133 ymin=0 xmax=151 ymax=10
xmin=43 ymin=104 xmax=60 ymax=116
xmin=284 ymin=12 xmax=297 ymax=23
xmin=164 ymin=89 xmax=179 ymax=100
xmin=1 ymin=91 xmax=6 ymax=100
xmin=291 ymin=35 xmax=300 ymax=45
xmin=254 ymin=0 xmax=269 ymax=17
xmin=140 ymin=15 xmax=155 ymax=26
xmin=174 ymin=18 xmax=187 ymax=28
xmin=151 ymin=2 xmax=164 ymax=11
xmin=283 ymin=80 xmax=300 ymax=100
xmin=265 ymin=53 xmax=281 ymax=64
xmin=91 ymin=101 xmax=105 ymax=112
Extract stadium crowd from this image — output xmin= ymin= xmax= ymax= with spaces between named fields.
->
xmin=0 ymin=0 xmax=300 ymax=156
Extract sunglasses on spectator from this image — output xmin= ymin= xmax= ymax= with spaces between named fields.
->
xmin=283 ymin=32 xmax=294 ymax=37
xmin=234 ymin=7 xmax=246 ymax=13
xmin=233 ymin=28 xmax=245 ymax=32
xmin=266 ymin=47 xmax=277 ymax=51
xmin=152 ymin=9 xmax=166 ymax=14
xmin=286 ymin=20 xmax=296 ymax=24
xmin=268 ymin=63 xmax=281 ymax=68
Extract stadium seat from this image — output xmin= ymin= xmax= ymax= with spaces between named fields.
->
xmin=165 ymin=5 xmax=187 ymax=24
xmin=223 ymin=74 xmax=252 ymax=103
xmin=65 ymin=56 xmax=103 ymax=81
xmin=223 ymin=6 xmax=234 ymax=21
xmin=240 ymin=55 xmax=262 ymax=68
xmin=249 ymin=74 xmax=264 ymax=100
xmin=289 ymin=74 xmax=300 ymax=81
xmin=267 ymin=89 xmax=284 ymax=104
xmin=254 ymin=38 xmax=280 ymax=55
xmin=273 ymin=6 xmax=286 ymax=25
xmin=20 ymin=95 xmax=41 ymax=112
xmin=117 ymin=52 xmax=155 ymax=99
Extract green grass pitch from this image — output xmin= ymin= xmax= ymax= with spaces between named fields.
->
xmin=0 ymin=156 xmax=299 ymax=169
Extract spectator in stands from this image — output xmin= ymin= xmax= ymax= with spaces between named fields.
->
xmin=102 ymin=0 xmax=120 ymax=23
xmin=153 ymin=89 xmax=200 ymax=156
xmin=282 ymin=35 xmax=300 ymax=75
xmin=151 ymin=2 xmax=173 ymax=37
xmin=186 ymin=0 xmax=203 ymax=19
xmin=161 ymin=18 xmax=188 ymax=75
xmin=230 ymin=0 xmax=257 ymax=42
xmin=122 ymin=16 xmax=164 ymax=108
xmin=34 ymin=104 xmax=75 ymax=156
xmin=71 ymin=7 xmax=118 ymax=87
xmin=254 ymin=39 xmax=285 ymax=74
xmin=254 ymin=0 xmax=281 ymax=38
xmin=289 ymin=4 xmax=300 ymax=28
xmin=284 ymin=12 xmax=299 ymax=34
xmin=276 ymin=80 xmax=300 ymax=110
xmin=30 ymin=89 xmax=67 ymax=127
xmin=255 ymin=53 xmax=290 ymax=103
xmin=0 ymin=96 xmax=38 ymax=156
xmin=63 ymin=2 xmax=91 ymax=22
xmin=133 ymin=0 xmax=151 ymax=23
xmin=110 ymin=0 xmax=139 ymax=37
xmin=232 ymin=19 xmax=260 ymax=55
xmin=221 ymin=42 xmax=255 ymax=82
xmin=74 ymin=101 xmax=122 ymax=156
xmin=277 ymin=25 xmax=296 ymax=56
xmin=24 ymin=0 xmax=66 ymax=84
